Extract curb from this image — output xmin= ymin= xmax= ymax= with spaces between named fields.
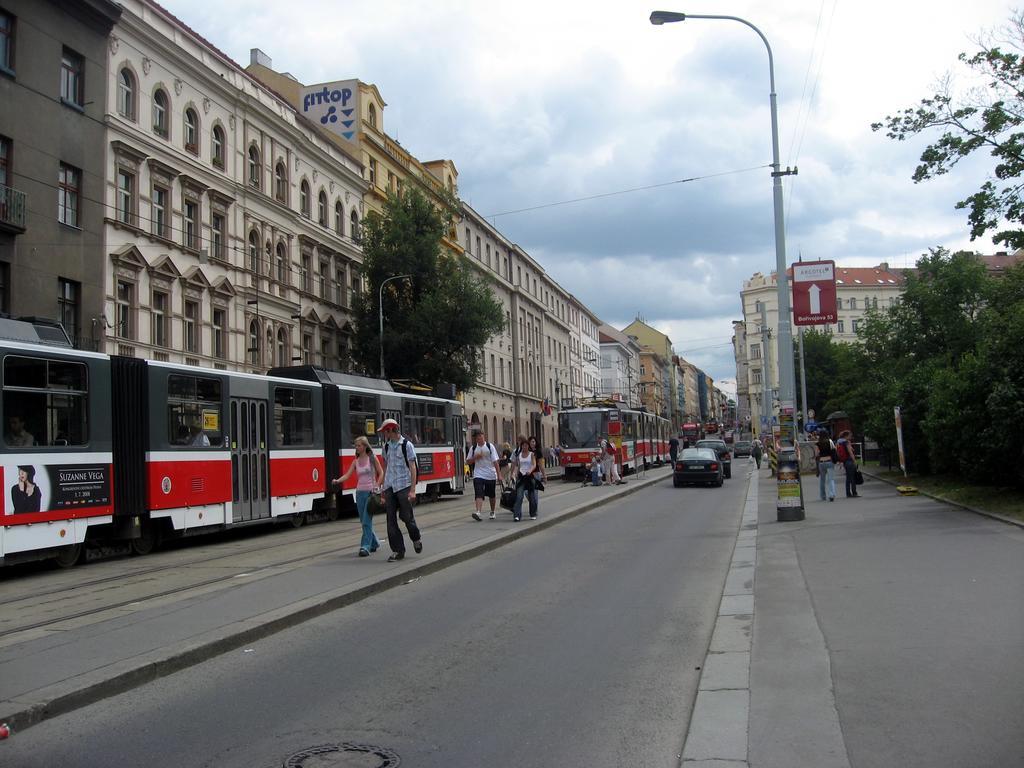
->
xmin=862 ymin=469 xmax=1024 ymax=529
xmin=1 ymin=468 xmax=672 ymax=735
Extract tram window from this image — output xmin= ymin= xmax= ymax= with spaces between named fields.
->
xmin=348 ymin=394 xmax=378 ymax=445
xmin=274 ymin=386 xmax=313 ymax=446
xmin=403 ymin=401 xmax=425 ymax=444
xmin=425 ymin=402 xmax=446 ymax=444
xmin=166 ymin=374 xmax=222 ymax=447
xmin=3 ymin=356 xmax=88 ymax=447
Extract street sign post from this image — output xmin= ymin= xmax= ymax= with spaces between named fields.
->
xmin=792 ymin=260 xmax=837 ymax=326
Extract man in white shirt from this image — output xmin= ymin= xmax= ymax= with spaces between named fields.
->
xmin=189 ymin=424 xmax=211 ymax=447
xmin=467 ymin=430 xmax=500 ymax=520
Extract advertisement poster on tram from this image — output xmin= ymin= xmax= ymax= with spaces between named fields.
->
xmin=3 ymin=462 xmax=112 ymax=516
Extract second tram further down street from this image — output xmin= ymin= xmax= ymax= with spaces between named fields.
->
xmin=557 ymin=402 xmax=670 ymax=480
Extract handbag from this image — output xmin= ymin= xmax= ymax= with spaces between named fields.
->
xmin=854 ymin=469 xmax=865 ymax=485
xmin=499 ymin=483 xmax=516 ymax=510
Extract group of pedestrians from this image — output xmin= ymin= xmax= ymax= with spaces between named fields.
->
xmin=468 ymin=430 xmax=547 ymax=522
xmin=814 ymin=428 xmax=860 ymax=501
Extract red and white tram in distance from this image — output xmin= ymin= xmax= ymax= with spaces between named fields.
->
xmin=557 ymin=400 xmax=671 ymax=479
xmin=0 ymin=318 xmax=464 ymax=567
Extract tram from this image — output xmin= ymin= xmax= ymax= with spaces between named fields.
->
xmin=557 ymin=400 xmax=671 ymax=479
xmin=0 ymin=317 xmax=464 ymax=567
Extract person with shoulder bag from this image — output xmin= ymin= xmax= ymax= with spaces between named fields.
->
xmin=815 ymin=429 xmax=837 ymax=502
xmin=468 ymin=430 xmax=501 ymax=521
xmin=332 ymin=435 xmax=383 ymax=557
xmin=511 ymin=435 xmax=544 ymax=521
xmin=836 ymin=430 xmax=860 ymax=498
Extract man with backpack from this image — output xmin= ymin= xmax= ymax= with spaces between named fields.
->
xmin=379 ymin=418 xmax=423 ymax=561
xmin=468 ymin=430 xmax=501 ymax=520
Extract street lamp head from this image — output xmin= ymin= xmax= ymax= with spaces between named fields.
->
xmin=649 ymin=10 xmax=687 ymax=25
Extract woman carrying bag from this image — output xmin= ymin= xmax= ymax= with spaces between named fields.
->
xmin=332 ymin=435 xmax=384 ymax=557
xmin=512 ymin=435 xmax=546 ymax=521
xmin=836 ymin=430 xmax=861 ymax=498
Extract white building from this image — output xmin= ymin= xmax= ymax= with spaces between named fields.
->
xmin=567 ymin=295 xmax=602 ymax=406
xmin=103 ymin=0 xmax=367 ymax=371
xmin=598 ymin=325 xmax=641 ymax=408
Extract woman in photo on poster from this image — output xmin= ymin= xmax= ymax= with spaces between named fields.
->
xmin=12 ymin=465 xmax=41 ymax=513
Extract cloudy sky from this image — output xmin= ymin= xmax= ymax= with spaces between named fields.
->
xmin=162 ymin=0 xmax=1014 ymax=393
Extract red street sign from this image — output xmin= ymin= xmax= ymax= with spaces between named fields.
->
xmin=792 ymin=260 xmax=837 ymax=326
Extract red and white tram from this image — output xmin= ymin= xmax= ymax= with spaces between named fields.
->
xmin=0 ymin=318 xmax=464 ymax=567
xmin=557 ymin=401 xmax=671 ymax=479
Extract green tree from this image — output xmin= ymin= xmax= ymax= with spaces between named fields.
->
xmin=795 ymin=328 xmax=840 ymax=419
xmin=872 ymin=12 xmax=1024 ymax=248
xmin=350 ymin=188 xmax=505 ymax=392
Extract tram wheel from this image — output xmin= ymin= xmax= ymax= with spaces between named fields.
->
xmin=53 ymin=543 xmax=82 ymax=569
xmin=130 ymin=523 xmax=160 ymax=556
xmin=290 ymin=511 xmax=307 ymax=528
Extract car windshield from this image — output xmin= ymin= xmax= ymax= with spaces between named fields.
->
xmin=682 ymin=448 xmax=716 ymax=460
xmin=696 ymin=440 xmax=726 ymax=451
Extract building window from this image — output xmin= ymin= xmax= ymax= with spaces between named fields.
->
xmin=117 ymin=68 xmax=135 ymax=119
xmin=0 ymin=11 xmax=13 ymax=72
xmin=57 ymin=278 xmax=79 ymax=344
xmin=302 ymin=333 xmax=313 ymax=364
xmin=465 ymin=227 xmax=471 ymax=252
xmin=335 ymin=200 xmax=343 ymax=234
xmin=368 ymin=102 xmax=376 ymax=128
xmin=248 ymin=145 xmax=261 ymax=188
xmin=335 ymin=267 xmax=344 ymax=305
xmin=350 ymin=210 xmax=360 ymax=241
xmin=153 ymin=89 xmax=169 ymax=138
xmin=211 ymin=213 xmax=225 ymax=259
xmin=184 ymin=108 xmax=199 ymax=154
xmin=752 ymin=369 xmax=762 ymax=385
xmin=247 ymin=231 xmax=260 ymax=275
xmin=301 ymin=252 xmax=311 ymax=293
xmin=248 ymin=320 xmax=259 ymax=366
xmin=60 ymin=47 xmax=83 ymax=107
xmin=211 ymin=307 xmax=224 ymax=358
xmin=277 ymin=328 xmax=288 ymax=367
xmin=300 ymin=180 xmax=310 ymax=218
xmin=116 ymin=280 xmax=134 ymax=339
xmin=212 ymin=125 xmax=225 ymax=169
xmin=183 ymin=299 xmax=199 ymax=353
xmin=58 ymin=162 xmax=80 ymax=227
xmin=368 ymin=157 xmax=376 ymax=186
xmin=276 ymin=242 xmax=287 ymax=285
xmin=152 ymin=184 xmax=168 ymax=238
xmin=0 ymin=135 xmax=8 ymax=187
xmin=116 ymin=169 xmax=134 ymax=225
xmin=319 ymin=261 xmax=328 ymax=299
xmin=183 ymin=199 xmax=198 ymax=250
xmin=849 ymin=297 xmax=857 ymax=310
xmin=750 ymin=343 xmax=761 ymax=359
xmin=152 ymin=290 xmax=169 ymax=347
xmin=274 ymin=161 xmax=287 ymax=202
xmin=852 ymin=319 xmax=861 ymax=333
xmin=837 ymin=320 xmax=845 ymax=334
xmin=317 ymin=190 xmax=327 ymax=226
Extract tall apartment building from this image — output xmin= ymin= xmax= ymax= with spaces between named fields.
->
xmin=0 ymin=0 xmax=121 ymax=347
xmin=598 ymin=325 xmax=641 ymax=408
xmin=567 ymin=295 xmax=602 ymax=405
xmin=101 ymin=0 xmax=367 ymax=370
xmin=622 ymin=318 xmax=681 ymax=428
xmin=736 ymin=263 xmax=906 ymax=433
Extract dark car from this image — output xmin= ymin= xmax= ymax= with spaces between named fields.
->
xmin=695 ymin=438 xmax=732 ymax=478
xmin=673 ymin=447 xmax=724 ymax=487
xmin=733 ymin=440 xmax=753 ymax=459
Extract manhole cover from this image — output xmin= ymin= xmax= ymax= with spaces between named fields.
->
xmin=283 ymin=743 xmax=401 ymax=768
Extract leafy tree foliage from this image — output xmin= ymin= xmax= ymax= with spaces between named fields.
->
xmin=872 ymin=12 xmax=1024 ymax=248
xmin=349 ymin=188 xmax=505 ymax=392
xmin=817 ymin=249 xmax=1023 ymax=486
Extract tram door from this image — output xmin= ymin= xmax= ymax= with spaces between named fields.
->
xmin=451 ymin=413 xmax=465 ymax=492
xmin=230 ymin=397 xmax=270 ymax=522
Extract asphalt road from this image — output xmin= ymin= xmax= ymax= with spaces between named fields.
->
xmin=1 ymin=473 xmax=749 ymax=768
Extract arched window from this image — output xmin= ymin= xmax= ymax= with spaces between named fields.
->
xmin=153 ymin=89 xmax=169 ymax=138
xmin=277 ymin=328 xmax=289 ymax=367
xmin=317 ymin=190 xmax=327 ymax=226
xmin=212 ymin=125 xmax=225 ymax=169
xmin=334 ymin=201 xmax=344 ymax=234
xmin=275 ymin=162 xmax=287 ymax=202
xmin=276 ymin=242 xmax=287 ymax=285
xmin=117 ymin=68 xmax=135 ymax=120
xmin=248 ymin=145 xmax=261 ymax=188
xmin=350 ymin=209 xmax=360 ymax=241
xmin=248 ymin=231 xmax=260 ymax=275
xmin=368 ymin=103 xmax=377 ymax=129
xmin=184 ymin=108 xmax=199 ymax=154
xmin=248 ymin=320 xmax=260 ymax=366
xmin=300 ymin=180 xmax=311 ymax=218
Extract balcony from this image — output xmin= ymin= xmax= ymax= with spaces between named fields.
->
xmin=0 ymin=184 xmax=27 ymax=233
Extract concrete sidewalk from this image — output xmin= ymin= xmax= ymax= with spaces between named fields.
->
xmin=0 ymin=466 xmax=668 ymax=734
xmin=683 ymin=462 xmax=1024 ymax=767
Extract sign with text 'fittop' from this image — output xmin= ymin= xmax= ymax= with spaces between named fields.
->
xmin=792 ymin=260 xmax=837 ymax=326
xmin=301 ymin=80 xmax=360 ymax=147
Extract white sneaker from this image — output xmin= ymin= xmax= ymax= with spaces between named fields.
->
xmin=489 ymin=512 xmax=496 ymax=520
xmin=472 ymin=511 xmax=482 ymax=521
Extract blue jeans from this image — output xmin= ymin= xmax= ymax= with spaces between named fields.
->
xmin=818 ymin=460 xmax=836 ymax=500
xmin=355 ymin=490 xmax=380 ymax=553
xmin=513 ymin=482 xmax=538 ymax=519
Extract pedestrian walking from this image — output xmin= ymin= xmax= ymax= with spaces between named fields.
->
xmin=752 ymin=438 xmax=763 ymax=469
xmin=468 ymin=430 xmax=501 ymax=520
xmin=512 ymin=435 xmax=545 ymax=521
xmin=836 ymin=429 xmax=860 ymax=498
xmin=815 ymin=428 xmax=837 ymax=502
xmin=601 ymin=435 xmax=623 ymax=485
xmin=379 ymin=418 xmax=423 ymax=561
xmin=331 ymin=435 xmax=383 ymax=557
xmin=669 ymin=436 xmax=679 ymax=466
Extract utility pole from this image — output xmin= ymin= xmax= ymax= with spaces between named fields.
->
xmin=798 ymin=326 xmax=809 ymax=434
xmin=760 ymin=303 xmax=770 ymax=438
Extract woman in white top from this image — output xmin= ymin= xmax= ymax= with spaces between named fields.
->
xmin=332 ymin=435 xmax=384 ymax=556
xmin=512 ymin=435 xmax=546 ymax=521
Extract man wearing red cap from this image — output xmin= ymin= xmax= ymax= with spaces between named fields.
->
xmin=379 ymin=418 xmax=422 ymax=561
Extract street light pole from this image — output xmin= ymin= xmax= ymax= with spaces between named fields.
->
xmin=650 ymin=11 xmax=798 ymax=448
xmin=378 ymin=274 xmax=411 ymax=379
